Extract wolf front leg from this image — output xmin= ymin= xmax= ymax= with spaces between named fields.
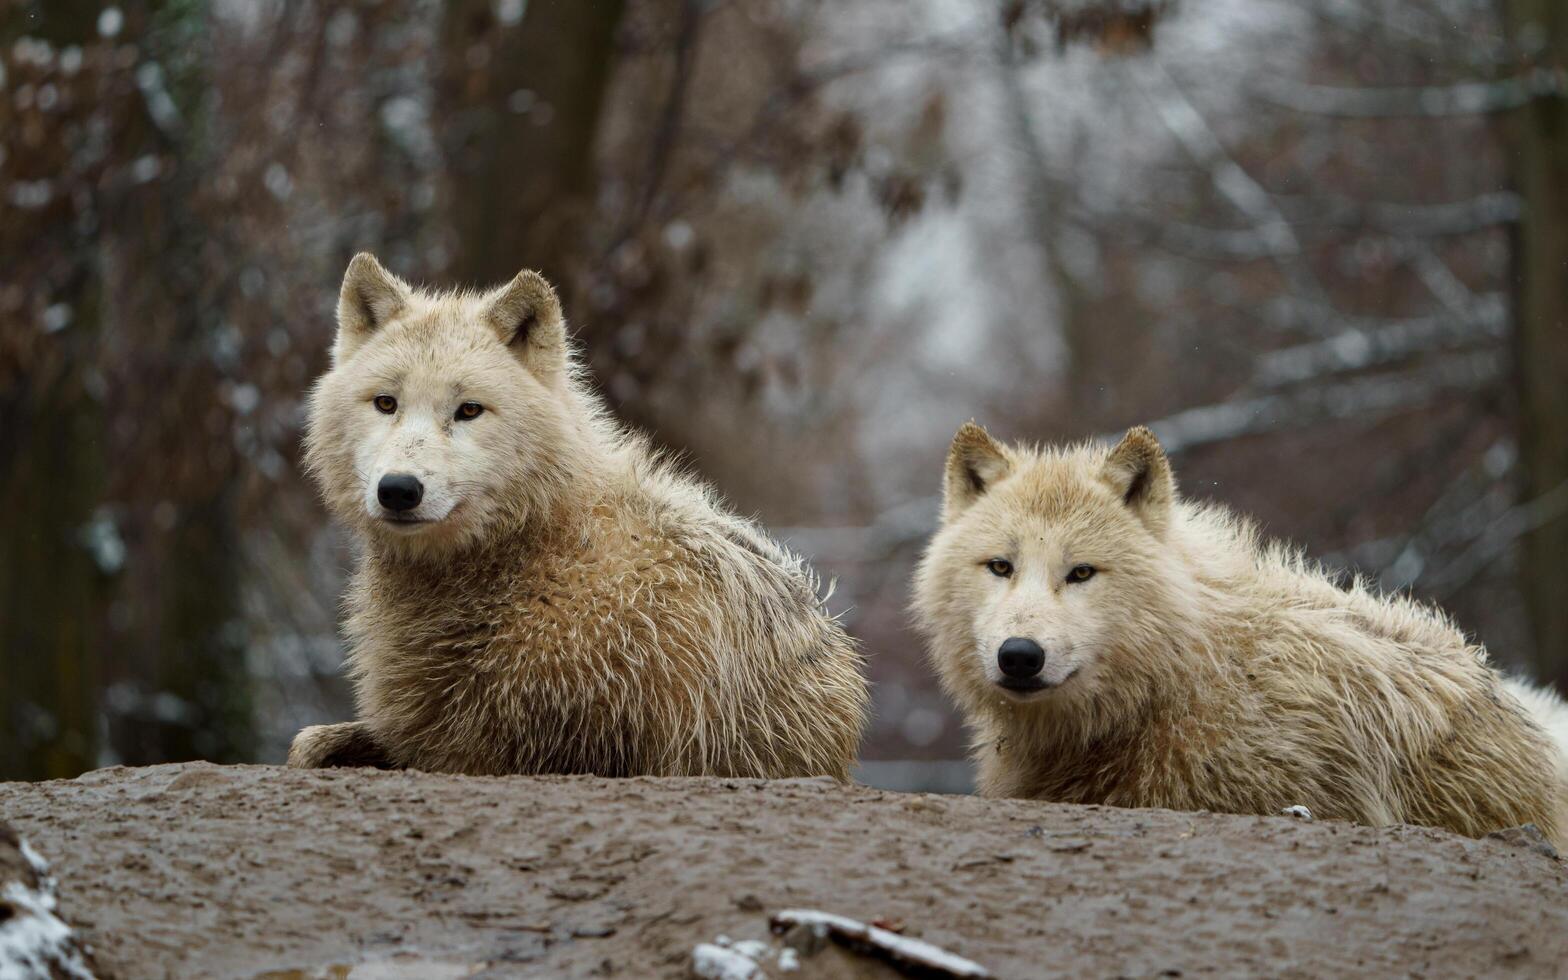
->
xmin=287 ymin=721 xmax=397 ymax=769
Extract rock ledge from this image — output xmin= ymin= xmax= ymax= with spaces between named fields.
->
xmin=1 ymin=763 xmax=1564 ymax=978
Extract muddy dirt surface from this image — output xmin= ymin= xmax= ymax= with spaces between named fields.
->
xmin=1 ymin=762 xmax=1565 ymax=978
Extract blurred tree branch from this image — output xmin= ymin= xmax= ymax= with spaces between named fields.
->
xmin=1251 ymin=303 xmax=1506 ymax=388
xmin=1143 ymin=350 xmax=1504 ymax=453
xmin=1261 ymin=68 xmax=1568 ymax=118
xmin=1137 ymin=59 xmax=1335 ymax=311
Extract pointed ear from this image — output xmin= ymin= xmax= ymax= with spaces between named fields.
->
xmin=1103 ymin=426 xmax=1175 ymax=533
xmin=942 ymin=422 xmax=1012 ymax=520
xmin=484 ymin=269 xmax=567 ymax=384
xmin=334 ymin=253 xmax=409 ymax=365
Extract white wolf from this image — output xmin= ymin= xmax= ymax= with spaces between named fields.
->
xmin=288 ymin=254 xmax=868 ymax=778
xmin=913 ymin=422 xmax=1568 ymax=845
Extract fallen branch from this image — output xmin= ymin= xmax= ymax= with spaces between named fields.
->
xmin=771 ymin=909 xmax=992 ymax=978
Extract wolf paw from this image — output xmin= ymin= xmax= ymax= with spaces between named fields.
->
xmin=287 ymin=721 xmax=394 ymax=770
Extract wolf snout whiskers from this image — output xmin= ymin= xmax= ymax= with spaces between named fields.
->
xmin=996 ymin=667 xmax=1077 ymax=698
xmin=377 ymin=504 xmax=462 ymax=530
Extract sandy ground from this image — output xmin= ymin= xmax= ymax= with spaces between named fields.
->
xmin=1 ymin=762 xmax=1565 ymax=979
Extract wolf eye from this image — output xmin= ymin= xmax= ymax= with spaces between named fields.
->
xmin=985 ymin=558 xmax=1013 ymax=578
xmin=455 ymin=402 xmax=484 ymax=421
xmin=1067 ymin=564 xmax=1096 ymax=583
xmin=373 ymin=394 xmax=397 ymax=414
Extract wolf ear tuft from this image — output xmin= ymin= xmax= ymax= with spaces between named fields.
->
xmin=485 ymin=269 xmax=567 ymax=383
xmin=942 ymin=422 xmax=1012 ymax=520
xmin=334 ymin=253 xmax=409 ymax=364
xmin=1103 ymin=426 xmax=1175 ymax=533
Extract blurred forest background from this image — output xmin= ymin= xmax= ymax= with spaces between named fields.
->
xmin=2 ymin=0 xmax=1565 ymax=788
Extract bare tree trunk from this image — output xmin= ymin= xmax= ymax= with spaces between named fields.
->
xmin=437 ymin=0 xmax=626 ymax=288
xmin=0 ymin=0 xmax=111 ymax=781
xmin=0 ymin=1 xmax=255 ymax=777
xmin=93 ymin=76 xmax=254 ymax=770
xmin=0 ymin=376 xmax=106 ymax=780
xmin=1505 ymin=0 xmax=1568 ymax=689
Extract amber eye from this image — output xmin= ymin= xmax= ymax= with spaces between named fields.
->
xmin=455 ymin=402 xmax=484 ymax=421
xmin=1067 ymin=564 xmax=1096 ymax=584
xmin=373 ymin=394 xmax=397 ymax=414
xmin=986 ymin=558 xmax=1013 ymax=578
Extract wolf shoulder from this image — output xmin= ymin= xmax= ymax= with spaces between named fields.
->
xmin=598 ymin=452 xmax=850 ymax=650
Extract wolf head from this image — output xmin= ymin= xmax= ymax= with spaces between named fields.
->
xmin=303 ymin=253 xmax=580 ymax=557
xmin=913 ymin=423 xmax=1195 ymax=722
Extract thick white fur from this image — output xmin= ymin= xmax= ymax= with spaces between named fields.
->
xmin=914 ymin=423 xmax=1568 ymax=845
xmin=288 ymin=255 xmax=868 ymax=778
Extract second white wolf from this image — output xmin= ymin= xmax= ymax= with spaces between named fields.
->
xmin=913 ymin=422 xmax=1568 ymax=845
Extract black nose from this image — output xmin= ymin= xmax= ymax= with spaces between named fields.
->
xmin=377 ymin=473 xmax=424 ymax=512
xmin=997 ymin=637 xmax=1045 ymax=679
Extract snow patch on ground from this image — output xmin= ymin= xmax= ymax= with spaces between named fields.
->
xmin=0 ymin=834 xmax=95 ymax=980
xmin=692 ymin=941 xmax=765 ymax=980
xmin=692 ymin=930 xmax=810 ymax=978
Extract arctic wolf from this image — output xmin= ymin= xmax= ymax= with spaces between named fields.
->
xmin=913 ymin=422 xmax=1568 ymax=845
xmin=288 ymin=254 xmax=867 ymax=778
